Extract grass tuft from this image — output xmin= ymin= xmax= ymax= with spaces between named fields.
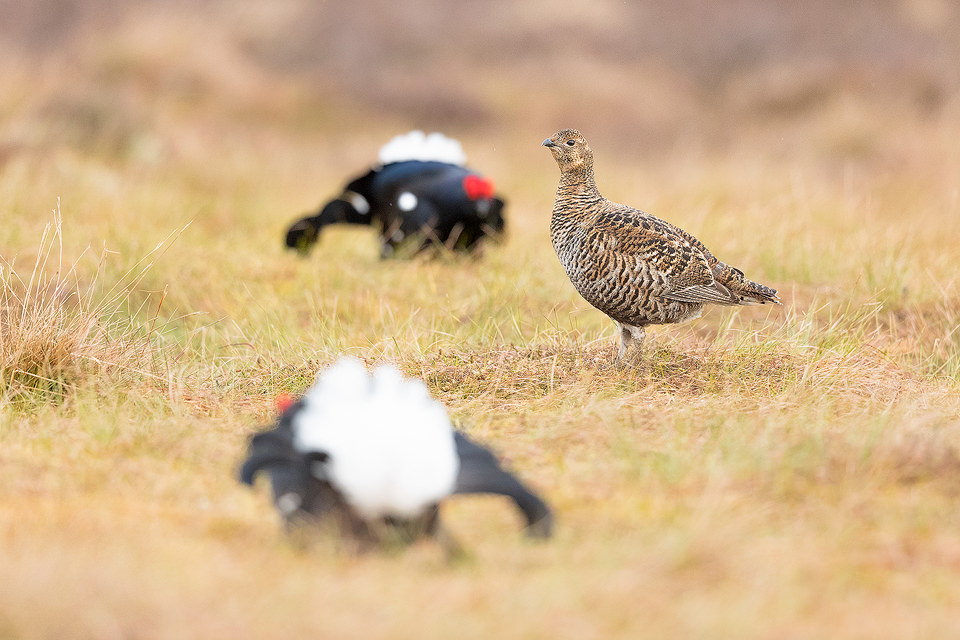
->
xmin=1 ymin=206 xmax=181 ymax=410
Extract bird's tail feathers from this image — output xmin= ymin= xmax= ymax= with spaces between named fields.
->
xmin=714 ymin=263 xmax=781 ymax=305
xmin=378 ymin=131 xmax=467 ymax=166
xmin=736 ymin=291 xmax=779 ymax=305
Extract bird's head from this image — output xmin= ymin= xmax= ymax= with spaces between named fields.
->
xmin=285 ymin=194 xmax=372 ymax=256
xmin=285 ymin=216 xmax=321 ymax=255
xmin=542 ymin=129 xmax=593 ymax=173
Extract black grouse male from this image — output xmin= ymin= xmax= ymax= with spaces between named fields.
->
xmin=543 ymin=128 xmax=780 ymax=360
xmin=240 ymin=358 xmax=552 ymax=552
xmin=286 ymin=131 xmax=506 ymax=258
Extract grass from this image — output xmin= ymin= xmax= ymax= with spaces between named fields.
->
xmin=3 ymin=5 xmax=960 ymax=638
xmin=0 ymin=206 xmax=185 ymax=410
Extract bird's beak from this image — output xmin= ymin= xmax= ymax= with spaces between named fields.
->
xmin=542 ymin=138 xmax=557 ymax=148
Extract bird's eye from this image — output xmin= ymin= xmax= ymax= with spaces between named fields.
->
xmin=565 ymin=140 xmax=576 ymax=146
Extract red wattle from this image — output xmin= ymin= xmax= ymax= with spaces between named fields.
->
xmin=463 ymin=175 xmax=495 ymax=200
xmin=274 ymin=392 xmax=295 ymax=413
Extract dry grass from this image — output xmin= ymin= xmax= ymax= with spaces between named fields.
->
xmin=0 ymin=208 xmax=185 ymax=409
xmin=3 ymin=2 xmax=960 ymax=639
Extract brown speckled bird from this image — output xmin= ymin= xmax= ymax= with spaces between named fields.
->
xmin=543 ymin=128 xmax=780 ymax=360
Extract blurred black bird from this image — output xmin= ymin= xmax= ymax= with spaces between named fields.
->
xmin=239 ymin=358 xmax=552 ymax=553
xmin=286 ymin=131 xmax=506 ymax=258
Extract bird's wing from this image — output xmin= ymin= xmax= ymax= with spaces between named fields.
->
xmin=658 ymin=219 xmax=719 ymax=266
xmin=663 ymin=282 xmax=738 ymax=304
xmin=239 ymin=422 xmax=301 ymax=486
xmin=363 ymin=161 xmax=460 ymax=197
xmin=587 ymin=203 xmax=736 ymax=304
xmin=452 ymin=432 xmax=553 ymax=538
xmin=639 ymin=214 xmax=771 ymax=305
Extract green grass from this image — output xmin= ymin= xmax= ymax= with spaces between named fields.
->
xmin=3 ymin=15 xmax=960 ymax=639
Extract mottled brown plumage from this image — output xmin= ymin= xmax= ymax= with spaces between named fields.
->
xmin=542 ymin=128 xmax=780 ymax=359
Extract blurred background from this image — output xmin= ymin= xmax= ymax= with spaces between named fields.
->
xmin=2 ymin=0 xmax=959 ymax=328
xmin=2 ymin=0 xmax=958 ymax=168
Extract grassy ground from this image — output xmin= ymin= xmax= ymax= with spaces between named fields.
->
xmin=3 ymin=3 xmax=960 ymax=638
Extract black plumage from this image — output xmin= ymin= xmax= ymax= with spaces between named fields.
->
xmin=286 ymin=133 xmax=506 ymax=258
xmin=239 ymin=389 xmax=552 ymax=552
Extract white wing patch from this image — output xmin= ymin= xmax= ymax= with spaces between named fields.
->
xmin=397 ymin=191 xmax=418 ymax=212
xmin=292 ymin=357 xmax=460 ymax=520
xmin=378 ymin=130 xmax=467 ymax=166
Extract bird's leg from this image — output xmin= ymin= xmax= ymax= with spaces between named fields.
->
xmin=616 ymin=324 xmax=646 ymax=365
xmin=618 ymin=326 xmax=633 ymax=360
xmin=633 ymin=326 xmax=646 ymax=354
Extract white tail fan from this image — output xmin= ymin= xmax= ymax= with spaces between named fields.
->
xmin=378 ymin=130 xmax=467 ymax=166
xmin=292 ymin=357 xmax=459 ymax=519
